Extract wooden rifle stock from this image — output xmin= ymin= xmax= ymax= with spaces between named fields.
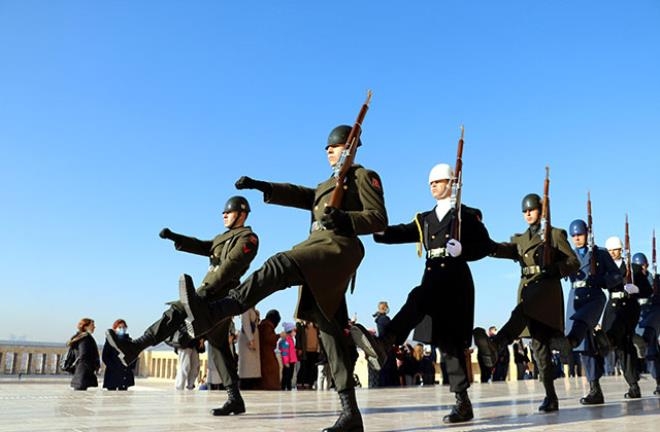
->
xmin=587 ymin=191 xmax=597 ymax=275
xmin=327 ymin=90 xmax=372 ymax=209
xmin=624 ymin=214 xmax=634 ymax=284
xmin=541 ymin=166 xmax=552 ymax=267
xmin=450 ymin=126 xmax=464 ymax=241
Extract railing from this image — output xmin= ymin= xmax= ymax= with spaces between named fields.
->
xmin=1 ymin=340 xmax=517 ymax=385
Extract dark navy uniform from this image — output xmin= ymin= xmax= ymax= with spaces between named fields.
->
xmin=373 ymin=205 xmax=492 ymax=394
xmin=602 ymin=261 xmax=653 ymax=396
xmin=565 ymin=246 xmax=621 ymax=382
xmin=638 ymin=273 xmax=660 ymax=391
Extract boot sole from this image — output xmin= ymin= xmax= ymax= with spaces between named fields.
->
xmin=179 ymin=274 xmax=208 ymax=339
xmin=349 ymin=324 xmax=386 ymax=370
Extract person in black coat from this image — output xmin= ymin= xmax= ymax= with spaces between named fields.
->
xmin=352 ymin=162 xmax=493 ymax=424
xmin=103 ymin=319 xmax=136 ymax=390
xmin=69 ymin=318 xmax=100 ymax=391
xmin=602 ymin=236 xmax=653 ymax=398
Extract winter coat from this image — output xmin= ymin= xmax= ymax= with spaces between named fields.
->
xmin=263 ymin=165 xmax=387 ymax=320
xmin=70 ymin=332 xmax=100 ymax=390
xmin=102 ymin=333 xmax=136 ymax=390
xmin=256 ymin=319 xmax=280 ymax=390
xmin=492 ymin=225 xmax=579 ymax=334
xmin=375 ymin=204 xmax=492 ymax=351
xmin=278 ymin=335 xmax=298 ymax=366
xmin=238 ymin=308 xmax=261 ymax=379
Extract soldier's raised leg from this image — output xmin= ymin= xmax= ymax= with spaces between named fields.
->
xmin=106 ymin=303 xmax=186 ymax=366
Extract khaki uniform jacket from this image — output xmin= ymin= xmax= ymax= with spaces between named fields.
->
xmin=173 ymin=226 xmax=259 ymax=301
xmin=265 ymin=165 xmax=387 ymax=319
xmin=493 ymin=226 xmax=579 ymax=333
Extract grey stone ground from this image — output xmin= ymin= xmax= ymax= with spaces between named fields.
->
xmin=1 ymin=375 xmax=658 ymax=431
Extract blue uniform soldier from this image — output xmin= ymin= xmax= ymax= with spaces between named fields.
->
xmin=563 ymin=219 xmax=622 ymax=404
xmin=634 ymin=253 xmax=660 ymax=395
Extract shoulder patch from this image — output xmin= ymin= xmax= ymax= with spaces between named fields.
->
xmin=366 ymin=171 xmax=382 ymax=192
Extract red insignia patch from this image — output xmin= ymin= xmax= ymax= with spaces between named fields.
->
xmin=243 ymin=244 xmax=252 ymax=254
xmin=248 ymin=235 xmax=258 ymax=245
xmin=370 ymin=177 xmax=381 ymax=190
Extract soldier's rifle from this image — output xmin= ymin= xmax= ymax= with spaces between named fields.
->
xmin=653 ymin=229 xmax=657 ymax=294
xmin=450 ymin=126 xmax=465 ymax=241
xmin=327 ymin=90 xmax=373 ymax=209
xmin=587 ymin=191 xmax=597 ymax=275
xmin=624 ymin=214 xmax=634 ymax=285
xmin=540 ymin=166 xmax=552 ymax=267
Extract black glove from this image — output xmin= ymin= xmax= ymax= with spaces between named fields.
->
xmin=159 ymin=228 xmax=173 ymax=239
xmin=320 ymin=207 xmax=354 ymax=235
xmin=235 ymin=176 xmax=271 ymax=194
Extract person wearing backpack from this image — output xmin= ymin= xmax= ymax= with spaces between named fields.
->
xmin=68 ymin=318 xmax=100 ymax=391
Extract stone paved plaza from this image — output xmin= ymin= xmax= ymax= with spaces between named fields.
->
xmin=1 ymin=375 xmax=658 ymax=431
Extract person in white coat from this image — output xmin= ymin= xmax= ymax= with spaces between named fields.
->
xmin=238 ymin=307 xmax=261 ymax=388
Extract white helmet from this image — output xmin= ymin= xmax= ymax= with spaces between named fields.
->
xmin=428 ymin=163 xmax=453 ymax=184
xmin=605 ymin=236 xmax=623 ymax=250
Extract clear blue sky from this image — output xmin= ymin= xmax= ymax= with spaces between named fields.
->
xmin=1 ymin=1 xmax=659 ymax=345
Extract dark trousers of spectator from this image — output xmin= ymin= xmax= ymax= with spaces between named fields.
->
xmin=281 ymin=364 xmax=294 ymax=390
xmin=297 ymin=352 xmax=320 ymax=387
xmin=478 ymin=356 xmax=493 ymax=383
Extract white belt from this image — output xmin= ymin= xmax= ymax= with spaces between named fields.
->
xmin=639 ymin=298 xmax=649 ymax=305
xmin=572 ymin=281 xmax=587 ymax=288
xmin=522 ymin=265 xmax=541 ymax=276
xmin=427 ymin=248 xmax=448 ymax=259
xmin=611 ymin=292 xmax=627 ymax=299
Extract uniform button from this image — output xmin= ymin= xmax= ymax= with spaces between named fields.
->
xmin=427 ymin=267 xmax=431 ymax=271
xmin=524 ymin=253 xmax=528 ymax=257
xmin=445 ymin=234 xmax=449 ymax=238
xmin=343 ymin=185 xmax=348 ymax=190
xmin=441 ymin=263 xmax=445 ymax=268
xmin=315 ymin=205 xmax=318 ymax=210
xmin=431 ymin=235 xmax=435 ymax=240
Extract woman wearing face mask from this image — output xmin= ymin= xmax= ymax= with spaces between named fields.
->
xmin=102 ymin=319 xmax=136 ymax=390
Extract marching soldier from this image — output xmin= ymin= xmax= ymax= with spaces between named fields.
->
xmin=562 ymin=219 xmax=622 ymax=404
xmin=473 ymin=193 xmax=579 ymax=413
xmin=350 ymin=162 xmax=493 ymax=424
xmin=178 ymin=124 xmax=387 ymax=432
xmin=106 ymin=196 xmax=258 ymax=416
xmin=602 ymin=237 xmax=653 ymax=398
xmin=633 ymin=252 xmax=660 ymax=395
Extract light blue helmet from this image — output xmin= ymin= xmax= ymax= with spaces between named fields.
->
xmin=569 ymin=219 xmax=588 ymax=236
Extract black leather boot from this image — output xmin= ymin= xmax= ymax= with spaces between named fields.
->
xmin=105 ymin=330 xmax=154 ymax=367
xmin=322 ymin=389 xmax=364 ymax=432
xmin=179 ymin=274 xmax=241 ymax=338
xmin=442 ymin=391 xmax=474 ymax=423
xmin=538 ymin=396 xmax=559 ymax=412
xmin=580 ymin=380 xmax=604 ymax=405
xmin=211 ymin=383 xmax=246 ymax=416
xmin=350 ymin=323 xmax=395 ymax=371
xmin=624 ymin=382 xmax=641 ymax=399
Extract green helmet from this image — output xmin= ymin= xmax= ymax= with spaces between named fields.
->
xmin=521 ymin=193 xmax=542 ymax=212
xmin=326 ymin=125 xmax=362 ymax=149
xmin=224 ymin=195 xmax=250 ymax=213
